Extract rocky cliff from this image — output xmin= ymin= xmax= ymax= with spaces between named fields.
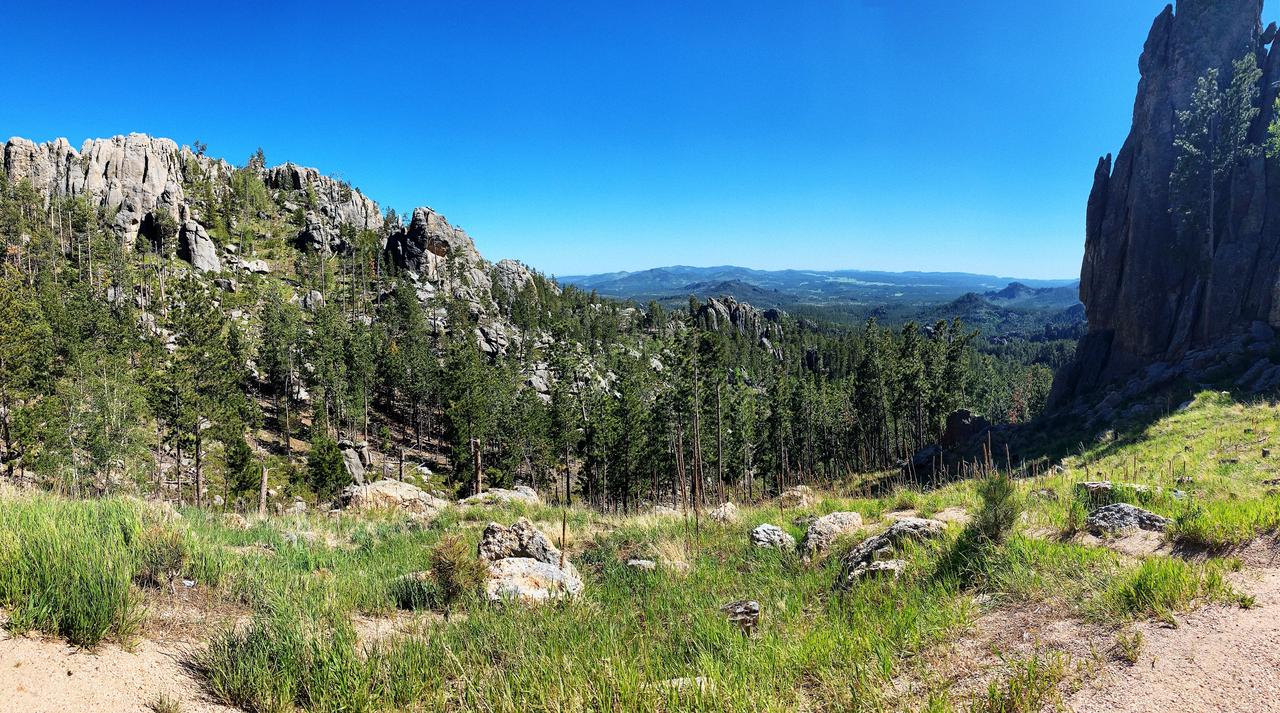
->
xmin=1052 ymin=0 xmax=1280 ymax=409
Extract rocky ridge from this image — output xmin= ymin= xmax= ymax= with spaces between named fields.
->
xmin=1053 ymin=0 xmax=1280 ymax=410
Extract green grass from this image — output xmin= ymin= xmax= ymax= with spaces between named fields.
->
xmin=4 ymin=390 xmax=1278 ymax=708
xmin=0 ymin=495 xmax=147 ymax=647
xmin=1100 ymin=556 xmax=1240 ymax=621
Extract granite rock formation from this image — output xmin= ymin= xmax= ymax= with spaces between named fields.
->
xmin=1053 ymin=1 xmax=1280 ymax=406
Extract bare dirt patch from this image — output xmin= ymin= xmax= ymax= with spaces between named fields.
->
xmin=893 ymin=600 xmax=1105 ymax=708
xmin=1066 ymin=563 xmax=1280 ymax=712
xmin=0 ymin=630 xmax=236 ymax=713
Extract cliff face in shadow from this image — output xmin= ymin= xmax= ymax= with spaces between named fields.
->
xmin=1053 ymin=0 xmax=1280 ymax=410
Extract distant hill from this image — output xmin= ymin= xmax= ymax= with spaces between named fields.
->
xmin=559 ymin=265 xmax=1081 ymax=329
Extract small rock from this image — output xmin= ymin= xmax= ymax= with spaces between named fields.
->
xmin=750 ymin=524 xmax=797 ymax=551
xmin=720 ymin=599 xmax=761 ymax=634
xmin=845 ymin=559 xmax=907 ymax=583
xmin=707 ymin=502 xmax=739 ymax=523
xmin=799 ymin=511 xmax=864 ymax=560
xmin=1086 ymin=503 xmax=1170 ymax=534
xmin=626 ymin=558 xmax=657 ymax=571
xmin=778 ymin=485 xmax=816 ymax=509
xmin=836 ymin=517 xmax=946 ymax=588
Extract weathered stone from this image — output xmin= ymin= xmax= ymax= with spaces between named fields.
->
xmin=479 ymin=519 xmax=581 ymax=605
xmin=837 ymin=518 xmax=946 ymax=587
xmin=339 ymin=479 xmax=449 ymax=518
xmin=707 ymin=502 xmax=739 ymax=523
xmin=461 ymin=486 xmax=540 ymax=506
xmin=340 ymin=445 xmax=365 ymax=485
xmin=178 ymin=219 xmax=220 ymax=272
xmin=845 ymin=559 xmax=908 ymax=583
xmin=778 ymin=485 xmax=816 ymax=509
xmin=750 ymin=524 xmax=797 ymax=551
xmin=626 ymin=558 xmax=657 ymax=571
xmin=720 ymin=599 xmax=761 ymax=634
xmin=485 ymin=558 xmax=583 ymax=604
xmin=1086 ymin=503 xmax=1171 ymax=534
xmin=799 ymin=511 xmax=864 ymax=560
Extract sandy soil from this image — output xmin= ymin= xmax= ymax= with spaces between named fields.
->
xmin=1067 ymin=563 xmax=1280 ymax=712
xmin=0 ymin=629 xmax=238 ymax=713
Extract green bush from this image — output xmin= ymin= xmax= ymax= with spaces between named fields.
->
xmin=427 ymin=534 xmax=488 ymax=616
xmin=972 ymin=472 xmax=1021 ymax=545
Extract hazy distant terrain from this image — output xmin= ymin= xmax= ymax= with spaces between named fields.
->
xmin=560 ymin=265 xmax=1082 ymax=331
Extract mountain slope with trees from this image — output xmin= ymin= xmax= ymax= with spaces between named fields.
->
xmin=1 ymin=133 xmax=1051 ymax=511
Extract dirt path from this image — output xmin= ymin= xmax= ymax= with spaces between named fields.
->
xmin=1067 ymin=564 xmax=1280 ymax=712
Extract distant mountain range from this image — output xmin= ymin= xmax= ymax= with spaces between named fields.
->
xmin=559 ymin=265 xmax=1079 ymax=314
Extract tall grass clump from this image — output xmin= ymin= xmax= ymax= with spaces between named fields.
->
xmin=1169 ymin=495 xmax=1280 ymax=549
xmin=0 ymin=495 xmax=145 ymax=647
xmin=198 ymin=604 xmax=440 ymax=713
xmin=938 ymin=471 xmax=1023 ymax=587
xmin=969 ymin=651 xmax=1067 ymax=713
xmin=1101 ymin=557 xmax=1236 ymax=621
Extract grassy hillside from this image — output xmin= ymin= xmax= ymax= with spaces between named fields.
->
xmin=0 ymin=390 xmax=1275 ymax=711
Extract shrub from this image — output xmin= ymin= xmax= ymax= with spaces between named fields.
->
xmin=135 ymin=525 xmax=189 ymax=589
xmin=972 ymin=472 xmax=1022 ymax=545
xmin=428 ymin=534 xmax=488 ymax=616
xmin=306 ymin=435 xmax=347 ymax=500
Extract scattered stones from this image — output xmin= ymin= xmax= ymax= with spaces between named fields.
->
xmin=626 ymin=558 xmax=657 ymax=571
xmin=339 ymin=479 xmax=449 ymax=518
xmin=478 ymin=518 xmax=582 ymax=604
xmin=778 ymin=485 xmax=816 ymax=509
xmin=707 ymin=502 xmax=739 ymax=523
xmin=837 ymin=517 xmax=946 ymax=588
xmin=1086 ymin=503 xmax=1170 ymax=535
xmin=720 ymin=599 xmax=761 ymax=635
xmin=221 ymin=513 xmax=249 ymax=530
xmin=461 ymin=486 xmax=540 ymax=506
xmin=749 ymin=524 xmax=796 ymax=551
xmin=799 ymin=511 xmax=864 ymax=560
xmin=651 ymin=505 xmax=681 ymax=517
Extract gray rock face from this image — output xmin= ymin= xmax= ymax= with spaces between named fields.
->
xmin=837 ymin=517 xmax=945 ymax=588
xmin=1086 ymin=503 xmax=1171 ymax=534
xmin=799 ymin=511 xmax=864 ymax=560
xmin=478 ymin=518 xmax=582 ymax=604
xmin=178 ymin=219 xmax=220 ymax=272
xmin=1053 ymin=1 xmax=1280 ymax=403
xmin=696 ymin=297 xmax=784 ymax=358
xmin=461 ymin=485 xmax=540 ymax=506
xmin=750 ymin=524 xmax=797 ymax=551
xmin=339 ymin=445 xmax=365 ymax=485
xmin=339 ymin=479 xmax=448 ymax=518
xmin=385 ymin=207 xmax=489 ymax=287
xmin=3 ymin=134 xmax=227 ymax=245
xmin=264 ymin=163 xmax=381 ymax=254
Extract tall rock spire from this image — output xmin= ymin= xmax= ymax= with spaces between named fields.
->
xmin=1053 ymin=0 xmax=1277 ymax=404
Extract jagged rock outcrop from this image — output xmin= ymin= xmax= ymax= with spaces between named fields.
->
xmin=1054 ymin=1 xmax=1280 ymax=405
xmin=264 ymin=163 xmax=382 ymax=251
xmin=696 ymin=296 xmax=784 ymax=358
xmin=3 ymin=134 xmax=226 ymax=245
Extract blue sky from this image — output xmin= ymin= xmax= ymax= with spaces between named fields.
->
xmin=2 ymin=1 xmax=1255 ymax=279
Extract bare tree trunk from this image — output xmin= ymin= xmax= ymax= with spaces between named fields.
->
xmin=257 ymin=461 xmax=268 ymax=517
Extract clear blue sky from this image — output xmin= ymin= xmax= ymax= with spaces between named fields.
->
xmin=3 ymin=1 xmax=1262 ymax=279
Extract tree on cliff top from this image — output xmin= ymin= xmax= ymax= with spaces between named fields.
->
xmin=1172 ymin=52 xmax=1262 ymax=255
